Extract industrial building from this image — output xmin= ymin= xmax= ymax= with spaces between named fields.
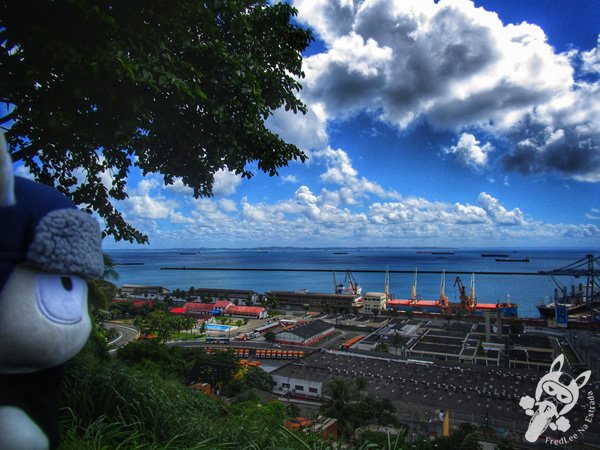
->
xmin=265 ymin=290 xmax=362 ymax=312
xmin=274 ymin=320 xmax=335 ymax=346
xmin=362 ymin=292 xmax=387 ymax=315
xmin=268 ymin=350 xmax=600 ymax=440
xmin=342 ymin=318 xmax=558 ymax=370
xmin=189 ymin=288 xmax=260 ymax=305
xmin=119 ymin=284 xmax=170 ymax=298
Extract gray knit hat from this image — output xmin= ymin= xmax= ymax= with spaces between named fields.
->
xmin=0 ymin=134 xmax=103 ymax=286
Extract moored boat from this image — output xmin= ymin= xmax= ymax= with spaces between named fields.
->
xmin=385 ymin=270 xmax=518 ymax=317
xmin=334 ymin=270 xmax=362 ymax=295
xmin=536 ymin=254 xmax=600 ymax=318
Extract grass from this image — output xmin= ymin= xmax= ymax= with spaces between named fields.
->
xmin=169 ymin=331 xmax=200 ymax=341
xmin=357 ymin=430 xmax=406 ymax=449
xmin=58 ymin=334 xmax=425 ymax=449
xmin=60 ymin=338 xmax=333 ymax=449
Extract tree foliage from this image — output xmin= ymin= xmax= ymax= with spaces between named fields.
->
xmin=116 ymin=339 xmax=191 ymax=379
xmin=221 ymin=365 xmax=273 ymax=399
xmin=87 ymin=253 xmax=119 ymax=311
xmin=187 ymin=349 xmax=240 ymax=393
xmin=264 ymin=331 xmax=276 ymax=342
xmin=1 ymin=0 xmax=312 ymax=243
xmin=321 ymin=378 xmax=398 ymax=437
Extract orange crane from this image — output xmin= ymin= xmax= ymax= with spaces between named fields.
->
xmin=334 ymin=270 xmax=362 ymax=295
xmin=454 ymin=274 xmax=477 ymax=309
xmin=345 ymin=270 xmax=362 ymax=295
xmin=409 ymin=268 xmax=418 ymax=305
xmin=438 ymin=270 xmax=449 ymax=308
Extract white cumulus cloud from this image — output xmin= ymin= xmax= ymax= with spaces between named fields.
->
xmin=212 ymin=169 xmax=242 ymax=196
xmin=293 ymin=0 xmax=600 ymax=182
xmin=315 ymin=146 xmax=400 ymax=202
xmin=477 ymin=192 xmax=526 ymax=225
xmin=445 ymin=132 xmax=494 ymax=168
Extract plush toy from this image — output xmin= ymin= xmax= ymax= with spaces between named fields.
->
xmin=0 ymin=134 xmax=103 ymax=449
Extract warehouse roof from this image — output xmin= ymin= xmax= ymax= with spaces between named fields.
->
xmin=279 ymin=320 xmax=334 ymax=339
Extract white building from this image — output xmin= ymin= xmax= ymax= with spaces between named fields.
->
xmin=362 ymin=292 xmax=387 ymax=314
xmin=272 ymin=374 xmax=323 ymax=398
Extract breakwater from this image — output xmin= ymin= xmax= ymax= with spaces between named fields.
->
xmin=160 ymin=266 xmax=543 ymax=276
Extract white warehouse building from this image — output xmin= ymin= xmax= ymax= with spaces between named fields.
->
xmin=362 ymin=292 xmax=387 ymax=314
xmin=271 ymin=375 xmax=323 ymax=399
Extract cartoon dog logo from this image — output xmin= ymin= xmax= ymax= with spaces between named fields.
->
xmin=519 ymin=354 xmax=591 ymax=442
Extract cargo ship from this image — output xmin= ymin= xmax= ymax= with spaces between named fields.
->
xmin=495 ymin=257 xmax=529 ymax=262
xmin=385 ymin=269 xmax=518 ymax=317
xmin=536 ymin=254 xmax=600 ymax=318
xmin=334 ymin=270 xmax=362 ymax=295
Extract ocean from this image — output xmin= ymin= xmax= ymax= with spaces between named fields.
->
xmin=105 ymin=247 xmax=599 ymax=318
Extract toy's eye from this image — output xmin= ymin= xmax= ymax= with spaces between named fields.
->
xmin=36 ymin=274 xmax=86 ymax=324
xmin=61 ymin=276 xmax=73 ymax=291
xmin=544 ymin=384 xmax=556 ymax=395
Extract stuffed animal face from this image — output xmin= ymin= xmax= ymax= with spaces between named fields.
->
xmin=0 ymin=265 xmax=91 ymax=373
xmin=0 ymin=134 xmax=103 ymax=374
xmin=0 ymin=134 xmax=103 ymax=450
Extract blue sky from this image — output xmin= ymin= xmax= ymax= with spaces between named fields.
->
xmin=19 ymin=0 xmax=600 ymax=249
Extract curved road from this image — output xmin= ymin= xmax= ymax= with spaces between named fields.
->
xmin=103 ymin=322 xmax=139 ymax=351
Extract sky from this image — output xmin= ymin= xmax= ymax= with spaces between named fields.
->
xmin=19 ymin=0 xmax=600 ymax=249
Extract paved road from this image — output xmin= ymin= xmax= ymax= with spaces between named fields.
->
xmin=103 ymin=322 xmax=139 ymax=350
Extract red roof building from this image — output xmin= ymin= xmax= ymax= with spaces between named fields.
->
xmin=214 ymin=300 xmax=233 ymax=311
xmin=170 ymin=301 xmax=268 ymax=319
xmin=183 ymin=302 xmax=214 ymax=316
xmin=284 ymin=416 xmax=338 ymax=438
xmin=223 ymin=305 xmax=267 ymax=319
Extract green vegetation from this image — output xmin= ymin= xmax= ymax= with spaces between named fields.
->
xmin=320 ymin=378 xmax=399 ymax=438
xmin=374 ymin=341 xmax=390 ymax=353
xmin=222 ymin=366 xmax=274 ymax=401
xmin=109 ymin=299 xmax=170 ymax=320
xmin=357 ymin=430 xmax=405 ymax=449
xmin=87 ymin=253 xmax=119 ymax=312
xmin=60 ymin=328 xmax=492 ymax=449
xmin=409 ymin=423 xmax=483 ymax=450
xmin=2 ymin=0 xmax=312 ymax=243
xmin=264 ymin=331 xmax=276 ymax=343
xmin=131 ymin=310 xmax=198 ymax=343
xmin=391 ymin=332 xmax=404 ymax=356
xmin=215 ymin=316 xmax=242 ymax=326
xmin=61 ymin=332 xmax=327 ymax=449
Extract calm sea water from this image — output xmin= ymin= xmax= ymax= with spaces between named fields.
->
xmin=106 ymin=247 xmax=599 ymax=318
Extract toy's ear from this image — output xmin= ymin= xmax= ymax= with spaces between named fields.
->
xmin=575 ymin=371 xmax=592 ymax=389
xmin=0 ymin=133 xmax=16 ymax=207
xmin=550 ymin=354 xmax=564 ymax=373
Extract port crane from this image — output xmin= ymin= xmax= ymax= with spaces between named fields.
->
xmin=384 ymin=266 xmax=390 ymax=301
xmin=454 ymin=274 xmax=477 ymax=309
xmin=438 ymin=270 xmax=449 ymax=308
xmin=539 ymin=254 xmax=599 ymax=303
xmin=333 ymin=270 xmax=362 ymax=295
xmin=409 ymin=268 xmax=418 ymax=305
